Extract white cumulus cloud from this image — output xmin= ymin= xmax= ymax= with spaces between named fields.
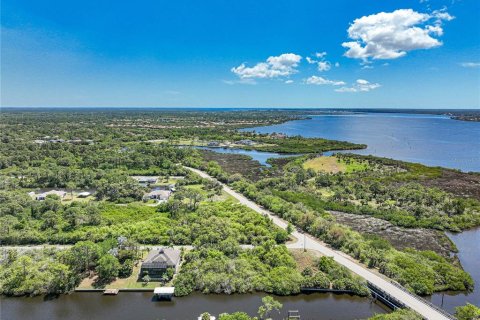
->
xmin=231 ymin=53 xmax=302 ymax=79
xmin=305 ymin=76 xmax=345 ymax=86
xmin=306 ymin=52 xmax=332 ymax=72
xmin=317 ymin=61 xmax=331 ymax=72
xmin=342 ymin=8 xmax=454 ymax=60
xmin=460 ymin=62 xmax=480 ymax=68
xmin=335 ymin=79 xmax=381 ymax=92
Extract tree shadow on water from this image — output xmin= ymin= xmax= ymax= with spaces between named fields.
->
xmin=43 ymin=293 xmax=61 ymax=301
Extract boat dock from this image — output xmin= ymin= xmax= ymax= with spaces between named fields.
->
xmin=103 ymin=289 xmax=119 ymax=295
xmin=153 ymin=287 xmax=175 ymax=300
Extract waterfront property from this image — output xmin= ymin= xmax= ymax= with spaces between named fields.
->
xmin=154 ymin=287 xmax=175 ymax=300
xmin=140 ymin=248 xmax=181 ymax=280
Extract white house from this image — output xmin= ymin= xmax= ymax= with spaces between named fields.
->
xmin=35 ymin=190 xmax=67 ymax=200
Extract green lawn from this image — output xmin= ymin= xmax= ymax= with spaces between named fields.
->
xmin=303 ymin=156 xmax=369 ymax=173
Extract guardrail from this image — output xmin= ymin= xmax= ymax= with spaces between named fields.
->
xmin=387 ymin=281 xmax=456 ymax=320
xmin=367 ymin=282 xmax=406 ymax=310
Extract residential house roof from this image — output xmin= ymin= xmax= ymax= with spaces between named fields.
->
xmin=142 ymin=248 xmax=180 ymax=269
xmin=144 ymin=190 xmax=171 ymax=200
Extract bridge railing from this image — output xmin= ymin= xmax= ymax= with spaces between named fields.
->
xmin=387 ymin=281 xmax=457 ymax=320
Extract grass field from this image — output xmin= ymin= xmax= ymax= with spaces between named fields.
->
xmin=303 ymin=156 xmax=346 ymax=173
xmin=303 ymin=156 xmax=369 ymax=173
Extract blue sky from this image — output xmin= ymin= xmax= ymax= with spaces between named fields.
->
xmin=1 ymin=0 xmax=479 ymax=108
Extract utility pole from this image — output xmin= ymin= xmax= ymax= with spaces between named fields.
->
xmin=303 ymin=233 xmax=306 ymax=252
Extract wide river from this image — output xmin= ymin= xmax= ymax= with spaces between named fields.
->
xmin=242 ymin=112 xmax=480 ymax=172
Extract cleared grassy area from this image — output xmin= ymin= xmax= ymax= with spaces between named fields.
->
xmin=62 ymin=194 xmax=95 ymax=203
xmin=184 ymin=184 xmax=238 ymax=202
xmin=304 ymin=156 xmax=346 ymax=173
xmin=303 ymin=156 xmax=369 ymax=173
xmin=289 ymin=249 xmax=323 ymax=273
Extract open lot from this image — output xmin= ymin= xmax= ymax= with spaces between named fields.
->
xmin=303 ymin=156 xmax=371 ymax=174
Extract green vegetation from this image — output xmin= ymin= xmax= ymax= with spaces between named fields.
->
xmin=174 ymin=241 xmax=304 ymax=296
xmin=277 ymin=154 xmax=480 ymax=231
xmin=455 ymin=303 xmax=480 ymax=320
xmin=303 ymin=155 xmax=369 ymax=173
xmin=174 ymin=240 xmax=368 ymax=296
xmin=242 ymin=135 xmax=365 ymax=153
xmin=368 ymin=309 xmax=422 ymax=320
xmin=0 ymin=249 xmax=77 ymax=296
xmin=215 ymin=296 xmax=282 ymax=320
xmin=0 ymin=193 xmax=173 ymax=244
xmin=0 ymin=237 xmax=141 ymax=295
xmin=200 ymin=157 xmax=474 ymax=295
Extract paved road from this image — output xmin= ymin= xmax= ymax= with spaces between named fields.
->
xmin=186 ymin=166 xmax=453 ymax=320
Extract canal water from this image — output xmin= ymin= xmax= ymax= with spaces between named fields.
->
xmin=429 ymin=228 xmax=480 ymax=313
xmin=1 ymin=292 xmax=388 ymax=320
xmin=194 ymin=146 xmax=301 ymax=166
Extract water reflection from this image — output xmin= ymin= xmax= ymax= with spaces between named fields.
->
xmin=242 ymin=113 xmax=480 ymax=172
xmin=2 ymin=292 xmax=388 ymax=320
xmin=429 ymin=228 xmax=480 ymax=313
xmin=194 ymin=146 xmax=301 ymax=166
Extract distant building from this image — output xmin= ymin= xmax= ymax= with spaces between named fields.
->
xmin=207 ymin=141 xmax=220 ymax=147
xmin=34 ymin=190 xmax=67 ymax=200
xmin=48 ymin=139 xmax=65 ymax=143
xmin=143 ymin=190 xmax=171 ymax=201
xmin=270 ymin=133 xmax=287 ymax=139
xmin=141 ymin=248 xmax=181 ymax=280
xmin=236 ymin=139 xmax=255 ymax=146
xmin=132 ymin=176 xmax=159 ymax=184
